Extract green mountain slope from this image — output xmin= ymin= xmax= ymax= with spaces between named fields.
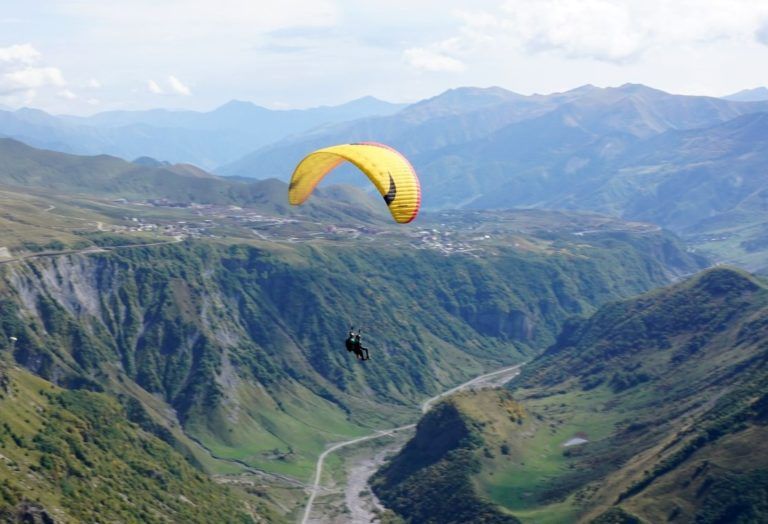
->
xmin=0 ymin=138 xmax=391 ymax=257
xmin=0 ymin=138 xmax=386 ymax=224
xmin=374 ymin=267 xmax=768 ymax=523
xmin=372 ymin=390 xmax=525 ymax=524
xmin=0 ymin=134 xmax=711 ymax=520
xmin=0 ymin=221 xmax=702 ymax=484
xmin=0 ymin=362 xmax=257 ymax=523
xmin=512 ymin=267 xmax=768 ymax=522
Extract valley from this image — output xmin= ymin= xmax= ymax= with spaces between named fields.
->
xmin=302 ymin=364 xmax=523 ymax=523
xmin=0 ymin=138 xmax=705 ymax=521
xmin=1 ymin=77 xmax=767 ymax=523
xmin=374 ymin=268 xmax=768 ymax=523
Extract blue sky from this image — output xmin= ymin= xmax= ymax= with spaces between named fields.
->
xmin=2 ymin=0 xmax=768 ymax=114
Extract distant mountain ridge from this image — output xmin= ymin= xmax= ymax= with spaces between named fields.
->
xmin=224 ymin=83 xmax=768 ymax=183
xmin=0 ymin=137 xmax=388 ymax=224
xmin=723 ymin=86 xmax=768 ymax=102
xmin=220 ymin=83 xmax=768 ymax=270
xmin=5 ymin=82 xmax=768 ymax=270
xmin=0 ymin=97 xmax=406 ymax=169
xmin=62 ymin=95 xmax=402 ymax=129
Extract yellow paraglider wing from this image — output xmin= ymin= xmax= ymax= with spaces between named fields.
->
xmin=288 ymin=142 xmax=421 ymax=223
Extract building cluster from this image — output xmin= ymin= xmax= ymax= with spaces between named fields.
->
xmin=102 ymin=199 xmax=488 ymax=255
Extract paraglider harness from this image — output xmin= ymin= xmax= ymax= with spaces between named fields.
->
xmin=346 ymin=327 xmax=370 ymax=361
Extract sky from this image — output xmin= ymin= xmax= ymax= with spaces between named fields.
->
xmin=1 ymin=0 xmax=768 ymax=115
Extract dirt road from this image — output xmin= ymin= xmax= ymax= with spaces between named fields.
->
xmin=0 ymin=238 xmax=183 ymax=266
xmin=300 ymin=364 xmax=523 ymax=524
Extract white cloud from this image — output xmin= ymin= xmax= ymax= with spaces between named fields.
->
xmin=432 ymin=0 xmax=768 ymax=65
xmin=498 ymin=0 xmax=645 ymax=62
xmin=147 ymin=79 xmax=164 ymax=94
xmin=0 ymin=44 xmax=68 ymax=99
xmin=3 ymin=1 xmax=768 ymax=113
xmin=58 ymin=89 xmax=77 ymax=100
xmin=147 ymin=76 xmax=191 ymax=96
xmin=1 ymin=66 xmax=66 ymax=94
xmin=0 ymin=43 xmax=41 ymax=64
xmin=404 ymin=48 xmax=465 ymax=72
xmin=167 ymin=75 xmax=191 ymax=96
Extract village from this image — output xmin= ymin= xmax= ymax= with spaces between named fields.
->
xmin=101 ymin=198 xmax=488 ymax=255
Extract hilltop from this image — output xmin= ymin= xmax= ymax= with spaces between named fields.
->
xmin=0 ymin=137 xmax=385 ymax=220
xmin=372 ymin=389 xmax=525 ymax=524
xmin=0 ymin=137 xmax=394 ymax=255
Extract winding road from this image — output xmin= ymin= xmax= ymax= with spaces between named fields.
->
xmin=300 ymin=363 xmax=523 ymax=524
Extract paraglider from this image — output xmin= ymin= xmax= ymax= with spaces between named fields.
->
xmin=288 ymin=142 xmax=421 ymax=223
xmin=290 ymin=144 xmax=418 ymax=363
xmin=345 ymin=327 xmax=370 ymax=361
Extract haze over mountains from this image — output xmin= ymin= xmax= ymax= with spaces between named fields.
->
xmin=3 ymin=82 xmax=768 ymax=272
xmin=217 ymin=83 xmax=768 ymax=270
xmin=0 ymin=96 xmax=405 ymax=170
xmin=723 ymin=86 xmax=768 ymax=102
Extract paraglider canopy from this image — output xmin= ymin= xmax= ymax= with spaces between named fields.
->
xmin=288 ymin=142 xmax=421 ymax=223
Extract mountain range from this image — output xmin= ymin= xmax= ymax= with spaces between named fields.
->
xmin=3 ymin=84 xmax=768 ymax=267
xmin=0 ymin=212 xmax=701 ymax=521
xmin=216 ymin=83 xmax=768 ymax=270
xmin=1 ymin=82 xmax=768 ymax=522
xmin=0 ymin=97 xmax=404 ymax=170
xmin=0 ymin=130 xmax=708 ymax=521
